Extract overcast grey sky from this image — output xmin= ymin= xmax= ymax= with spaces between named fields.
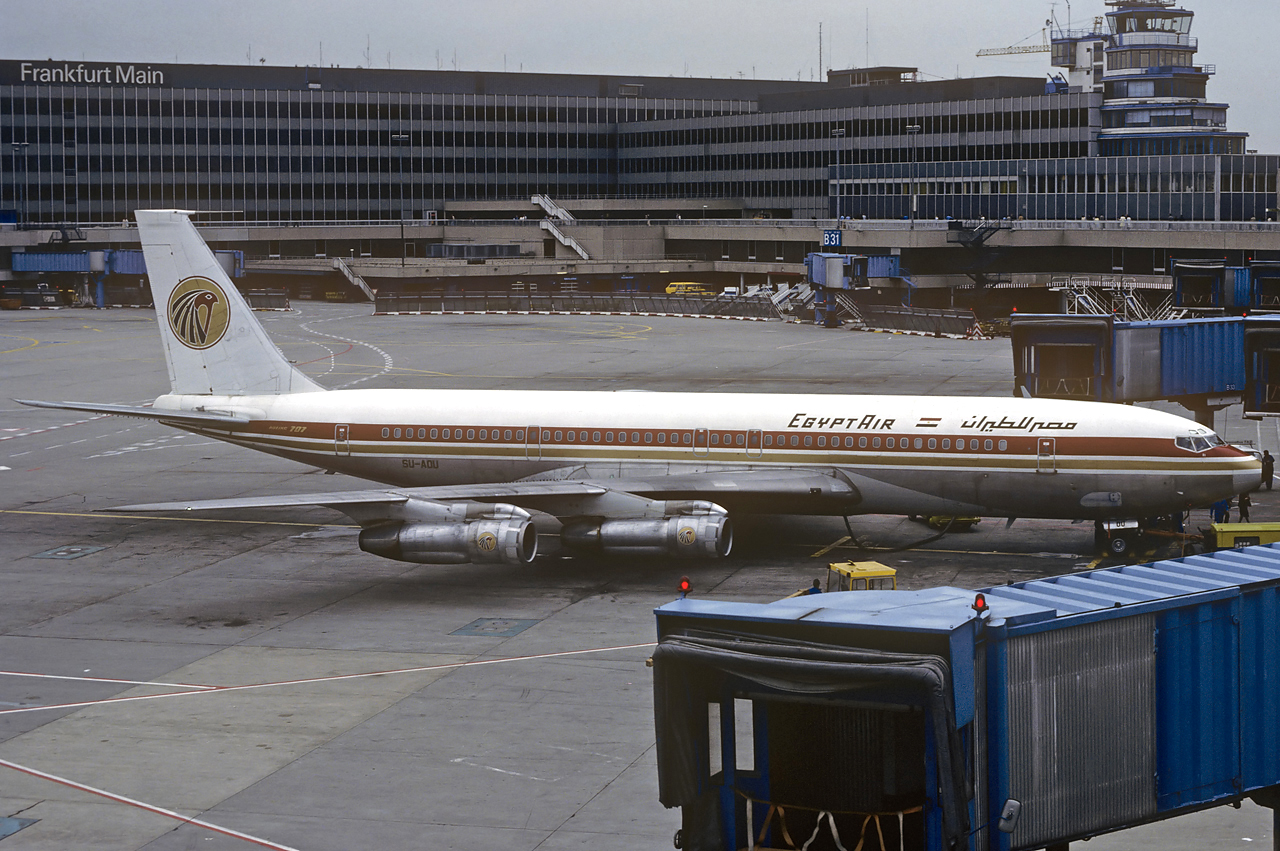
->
xmin=3 ymin=0 xmax=1275 ymax=151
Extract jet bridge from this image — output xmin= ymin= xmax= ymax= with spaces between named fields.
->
xmin=653 ymin=545 xmax=1280 ymax=851
xmin=806 ymin=252 xmax=869 ymax=326
xmin=1173 ymin=260 xmax=1280 ymax=312
xmin=1010 ymin=314 xmax=1244 ymax=426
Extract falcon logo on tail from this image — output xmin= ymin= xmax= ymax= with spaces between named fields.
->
xmin=168 ymin=277 xmax=229 ymax=350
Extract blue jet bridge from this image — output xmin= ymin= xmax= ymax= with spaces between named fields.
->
xmin=10 ymin=248 xmax=244 ymax=307
xmin=1173 ymin=260 xmax=1280 ymax=313
xmin=1010 ymin=314 xmax=1244 ymax=426
xmin=653 ymin=546 xmax=1280 ymax=851
xmin=806 ymin=252 xmax=869 ymax=327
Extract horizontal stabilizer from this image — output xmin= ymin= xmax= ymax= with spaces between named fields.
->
xmin=16 ymin=398 xmax=251 ymax=424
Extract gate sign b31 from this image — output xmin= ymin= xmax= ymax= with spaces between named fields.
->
xmin=822 ymin=229 xmax=842 ymax=247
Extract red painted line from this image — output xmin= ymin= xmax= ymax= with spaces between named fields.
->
xmin=0 ymin=642 xmax=657 ymax=716
xmin=0 ymin=757 xmax=302 ymax=851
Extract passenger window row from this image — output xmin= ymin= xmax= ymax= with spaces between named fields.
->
xmin=376 ymin=427 xmax=1010 ymax=452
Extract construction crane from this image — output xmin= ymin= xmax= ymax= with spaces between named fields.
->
xmin=977 ymin=22 xmax=1052 ymax=57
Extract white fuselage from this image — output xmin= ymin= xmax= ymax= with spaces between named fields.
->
xmin=156 ymin=388 xmax=1260 ymax=520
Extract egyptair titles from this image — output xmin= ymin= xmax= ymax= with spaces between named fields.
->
xmin=960 ymin=415 xmax=1077 ymax=433
xmin=787 ymin=413 xmax=1077 ymax=433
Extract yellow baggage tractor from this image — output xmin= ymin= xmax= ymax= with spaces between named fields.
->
xmin=1206 ymin=522 xmax=1280 ymax=551
xmin=826 ymin=560 xmax=898 ymax=592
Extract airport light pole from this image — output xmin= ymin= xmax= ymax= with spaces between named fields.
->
xmin=391 ymin=133 xmax=410 ymax=264
xmin=11 ymin=141 xmax=30 ymax=228
xmin=906 ymin=125 xmax=921 ymax=229
xmin=831 ymin=125 xmax=847 ymax=218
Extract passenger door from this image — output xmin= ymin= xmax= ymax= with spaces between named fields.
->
xmin=694 ymin=428 xmax=709 ymax=457
xmin=1037 ymin=437 xmax=1056 ymax=473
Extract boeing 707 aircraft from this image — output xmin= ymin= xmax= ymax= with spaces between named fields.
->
xmin=19 ymin=210 xmax=1261 ymax=563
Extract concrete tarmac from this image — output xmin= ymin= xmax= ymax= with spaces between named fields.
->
xmin=1 ymin=305 xmax=1274 ymax=849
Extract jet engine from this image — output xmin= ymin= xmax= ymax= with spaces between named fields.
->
xmin=560 ymin=507 xmax=732 ymax=559
xmin=359 ymin=514 xmax=536 ymax=565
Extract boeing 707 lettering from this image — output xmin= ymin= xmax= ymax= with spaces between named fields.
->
xmin=19 ymin=210 xmax=1261 ymax=563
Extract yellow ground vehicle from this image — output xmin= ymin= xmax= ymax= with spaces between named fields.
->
xmin=826 ymin=561 xmax=898 ymax=591
xmin=1206 ymin=523 xmax=1280 ymax=551
xmin=664 ymin=282 xmax=713 ymax=296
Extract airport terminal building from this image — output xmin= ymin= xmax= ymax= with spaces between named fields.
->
xmin=2 ymin=1 xmax=1277 ymax=229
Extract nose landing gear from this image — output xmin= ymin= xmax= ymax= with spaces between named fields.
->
xmin=1095 ymin=516 xmax=1202 ymax=559
xmin=1095 ymin=520 xmax=1142 ymax=557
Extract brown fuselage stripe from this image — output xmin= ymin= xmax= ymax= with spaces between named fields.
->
xmin=175 ymin=419 xmax=1255 ymax=467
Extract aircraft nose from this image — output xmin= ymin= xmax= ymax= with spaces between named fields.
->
xmin=1235 ymin=460 xmax=1264 ymax=494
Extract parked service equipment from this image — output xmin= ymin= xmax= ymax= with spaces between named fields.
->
xmin=826 ymin=560 xmax=897 ymax=591
xmin=1206 ymin=522 xmax=1280 ymax=551
xmin=652 ymin=544 xmax=1280 ymax=851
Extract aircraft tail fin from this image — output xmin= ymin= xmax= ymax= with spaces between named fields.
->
xmin=135 ymin=209 xmax=323 ymax=396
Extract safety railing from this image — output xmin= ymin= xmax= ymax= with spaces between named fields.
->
xmin=859 ymin=304 xmax=982 ymax=336
xmin=374 ymin=291 xmax=781 ymax=320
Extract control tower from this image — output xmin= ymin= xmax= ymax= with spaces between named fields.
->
xmin=1090 ymin=0 xmax=1247 ymax=156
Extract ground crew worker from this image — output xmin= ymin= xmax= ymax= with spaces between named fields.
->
xmin=805 ymin=579 xmax=822 ymax=595
xmin=1263 ymin=451 xmax=1274 ymax=491
xmin=1239 ymin=492 xmax=1252 ymax=523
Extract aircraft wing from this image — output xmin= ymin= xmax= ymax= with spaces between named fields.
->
xmin=16 ymin=399 xmax=251 ymax=425
xmin=108 ymin=468 xmax=857 ymax=517
xmin=109 ymin=481 xmax=610 ymax=513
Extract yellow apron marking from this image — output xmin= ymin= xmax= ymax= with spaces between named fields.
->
xmin=810 ymin=536 xmax=851 ymax=558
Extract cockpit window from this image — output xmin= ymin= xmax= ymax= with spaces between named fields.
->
xmin=1176 ymin=434 xmax=1224 ymax=452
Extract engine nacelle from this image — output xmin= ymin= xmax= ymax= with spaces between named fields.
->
xmin=560 ymin=513 xmax=732 ymax=559
xmin=359 ymin=517 xmax=536 ymax=565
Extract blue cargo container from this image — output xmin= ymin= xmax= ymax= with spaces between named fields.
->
xmin=653 ymin=546 xmax=1280 ymax=851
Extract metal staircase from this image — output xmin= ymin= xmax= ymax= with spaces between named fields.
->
xmin=1056 ymin=275 xmax=1184 ymax=321
xmin=1063 ymin=284 xmax=1110 ymax=316
xmin=539 ymin=219 xmax=590 ymax=260
xmin=833 ymin=292 xmax=865 ymax=324
xmin=332 ymin=257 xmax=376 ymax=302
xmin=531 ymin=195 xmax=575 ymax=223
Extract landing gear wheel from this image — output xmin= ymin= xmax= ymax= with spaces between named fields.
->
xmin=1108 ymin=534 xmax=1132 ymax=557
xmin=673 ymin=828 xmax=683 ymax=849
